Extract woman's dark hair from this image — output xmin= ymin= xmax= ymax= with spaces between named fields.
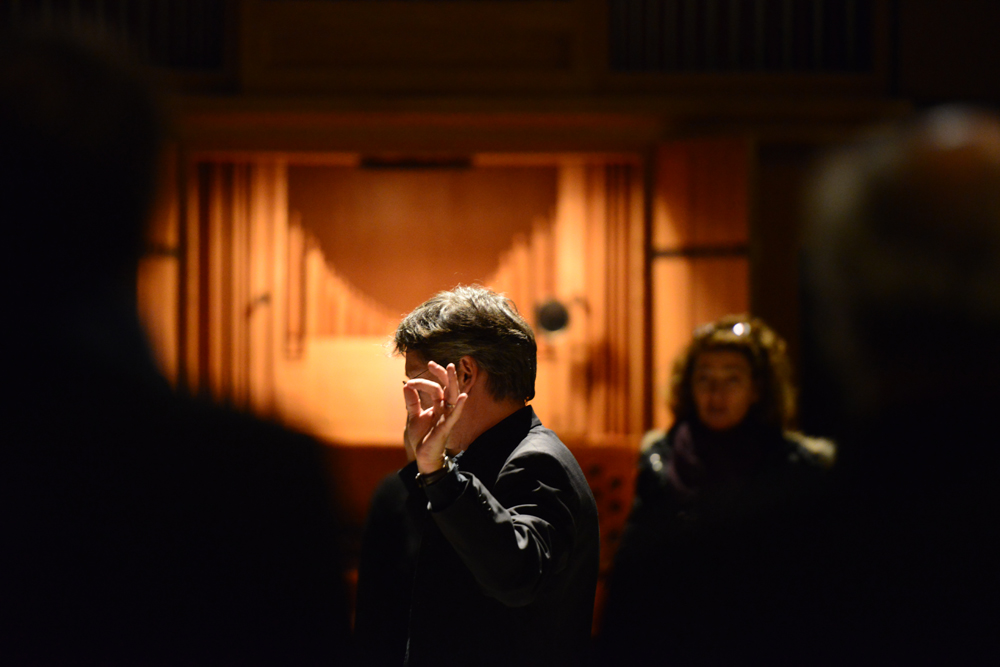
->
xmin=668 ymin=314 xmax=796 ymax=431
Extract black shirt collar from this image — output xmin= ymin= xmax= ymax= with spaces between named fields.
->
xmin=456 ymin=405 xmax=537 ymax=486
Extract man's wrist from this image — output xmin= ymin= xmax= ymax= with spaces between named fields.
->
xmin=416 ymin=453 xmax=448 ymax=475
xmin=415 ymin=455 xmax=455 ymax=488
xmin=421 ymin=456 xmax=466 ymax=511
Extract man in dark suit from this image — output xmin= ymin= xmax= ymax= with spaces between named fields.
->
xmin=0 ymin=29 xmax=351 ymax=664
xmin=390 ymin=285 xmax=599 ymax=667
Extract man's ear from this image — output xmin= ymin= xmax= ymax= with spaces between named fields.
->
xmin=456 ymin=356 xmax=479 ymax=392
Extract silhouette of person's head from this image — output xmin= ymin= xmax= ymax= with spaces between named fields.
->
xmin=803 ymin=106 xmax=1000 ymax=465
xmin=0 ymin=28 xmax=163 ymax=309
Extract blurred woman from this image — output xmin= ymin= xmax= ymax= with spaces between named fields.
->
xmin=631 ymin=315 xmax=832 ymax=524
xmin=596 ymin=315 xmax=833 ymax=665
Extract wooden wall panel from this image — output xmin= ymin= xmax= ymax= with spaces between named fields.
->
xmin=650 ymin=257 xmax=750 ymax=430
xmin=248 ymin=162 xmax=282 ymax=417
xmin=650 ymin=139 xmax=750 ymax=430
xmin=287 ymin=166 xmax=558 ymax=317
xmin=176 ymin=158 xmax=289 ymax=411
xmin=625 ymin=160 xmax=648 ymax=437
xmin=230 ymin=164 xmax=249 ymax=409
xmin=286 ymin=211 xmax=306 ymax=358
xmin=206 ymin=163 xmax=228 ymax=402
xmin=653 ymin=138 xmax=749 ymax=249
xmin=184 ymin=164 xmax=204 ymax=397
xmin=137 ymin=257 xmax=180 ymax=384
xmin=138 ymin=148 xmax=181 ymax=386
xmin=507 ymin=161 xmax=645 ymax=442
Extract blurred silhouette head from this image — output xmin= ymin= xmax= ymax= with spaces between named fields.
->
xmin=803 ymin=106 xmax=1000 ymax=423
xmin=670 ymin=315 xmax=796 ymax=432
xmin=0 ymin=28 xmax=164 ymax=305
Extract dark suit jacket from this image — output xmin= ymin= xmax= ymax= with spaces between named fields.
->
xmin=598 ymin=410 xmax=1000 ymax=665
xmin=401 ymin=406 xmax=599 ymax=667
xmin=354 ymin=472 xmax=421 ymax=667
xmin=1 ymin=311 xmax=351 ymax=665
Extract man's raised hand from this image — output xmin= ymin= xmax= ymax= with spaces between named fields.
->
xmin=402 ymin=361 xmax=467 ymax=473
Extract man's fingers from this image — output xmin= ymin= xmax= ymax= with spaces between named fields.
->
xmin=436 ymin=392 xmax=468 ymax=441
xmin=445 ymin=363 xmax=460 ymax=405
xmin=426 ymin=360 xmax=449 ymax=386
xmin=403 ymin=384 xmax=422 ymax=413
xmin=405 ymin=363 xmax=466 ymax=456
xmin=403 ymin=393 xmax=434 ymax=451
xmin=404 ymin=378 xmax=445 ymax=410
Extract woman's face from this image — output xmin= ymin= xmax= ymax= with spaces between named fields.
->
xmin=691 ymin=349 xmax=759 ymax=432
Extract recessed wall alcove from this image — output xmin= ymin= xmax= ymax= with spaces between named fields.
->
xmin=288 ymin=165 xmax=558 ymax=319
xmin=139 ymin=142 xmax=751 ymax=451
xmin=275 ymin=153 xmax=646 ymax=447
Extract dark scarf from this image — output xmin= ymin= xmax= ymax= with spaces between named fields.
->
xmin=666 ymin=419 xmax=775 ymax=503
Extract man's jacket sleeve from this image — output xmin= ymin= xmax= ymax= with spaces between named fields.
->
xmin=427 ymin=449 xmax=582 ymax=608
